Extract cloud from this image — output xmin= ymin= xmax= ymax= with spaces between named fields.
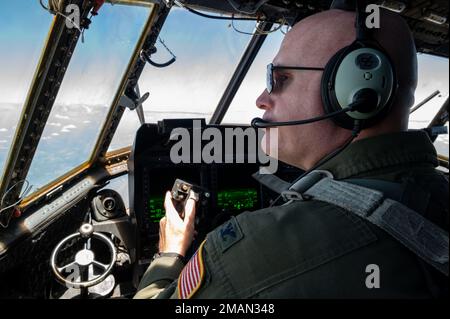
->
xmin=82 ymin=106 xmax=93 ymax=114
xmin=62 ymin=124 xmax=77 ymax=130
xmin=55 ymin=114 xmax=70 ymax=120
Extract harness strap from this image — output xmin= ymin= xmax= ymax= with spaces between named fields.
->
xmin=303 ymin=177 xmax=449 ymax=276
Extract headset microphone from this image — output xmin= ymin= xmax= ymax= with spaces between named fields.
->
xmin=251 ymin=98 xmax=369 ymax=129
xmin=251 ymin=107 xmax=352 ymax=129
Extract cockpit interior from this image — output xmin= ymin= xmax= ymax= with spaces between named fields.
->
xmin=0 ymin=0 xmax=448 ymax=298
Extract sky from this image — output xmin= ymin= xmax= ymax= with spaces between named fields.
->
xmin=0 ymin=0 xmax=151 ymax=190
xmin=0 ymin=1 xmax=448 ymax=194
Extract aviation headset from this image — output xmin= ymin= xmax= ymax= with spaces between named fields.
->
xmin=252 ymin=0 xmax=398 ymax=131
xmin=321 ymin=0 xmax=398 ymax=130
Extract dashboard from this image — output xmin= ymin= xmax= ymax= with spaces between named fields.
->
xmin=129 ymin=119 xmax=274 ymax=262
xmin=0 ymin=118 xmax=301 ymax=298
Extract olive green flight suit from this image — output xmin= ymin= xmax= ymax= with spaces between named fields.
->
xmin=134 ymin=131 xmax=448 ymax=299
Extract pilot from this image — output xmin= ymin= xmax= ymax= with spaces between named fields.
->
xmin=134 ymin=8 xmax=448 ymax=299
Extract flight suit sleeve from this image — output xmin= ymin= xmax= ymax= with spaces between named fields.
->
xmin=170 ymin=220 xmax=244 ymax=299
xmin=133 ymin=256 xmax=185 ymax=299
xmin=134 ymin=215 xmax=253 ymax=299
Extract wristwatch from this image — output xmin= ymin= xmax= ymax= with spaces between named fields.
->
xmin=152 ymin=252 xmax=186 ymax=265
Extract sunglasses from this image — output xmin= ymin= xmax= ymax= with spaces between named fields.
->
xmin=266 ymin=63 xmax=325 ymax=94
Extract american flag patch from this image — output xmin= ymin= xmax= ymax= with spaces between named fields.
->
xmin=178 ymin=240 xmax=207 ymax=299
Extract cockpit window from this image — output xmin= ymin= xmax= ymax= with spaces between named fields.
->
xmin=24 ymin=4 xmax=152 ymax=193
xmin=222 ymin=30 xmax=285 ymax=124
xmin=0 ymin=1 xmax=53 ymax=180
xmin=108 ymin=8 xmax=256 ymax=152
xmin=410 ymin=54 xmax=449 ymax=157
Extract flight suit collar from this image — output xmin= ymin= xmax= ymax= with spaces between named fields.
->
xmin=319 ymin=130 xmax=439 ymax=180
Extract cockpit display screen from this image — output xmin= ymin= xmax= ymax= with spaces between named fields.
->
xmin=148 ymin=196 xmax=165 ymax=223
xmin=217 ymin=189 xmax=258 ymax=211
xmin=147 ymin=188 xmax=258 ymax=222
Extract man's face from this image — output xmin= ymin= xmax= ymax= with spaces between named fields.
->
xmin=256 ymin=22 xmax=351 ymax=170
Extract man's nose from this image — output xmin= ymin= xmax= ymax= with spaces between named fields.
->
xmin=256 ymin=89 xmax=273 ymax=111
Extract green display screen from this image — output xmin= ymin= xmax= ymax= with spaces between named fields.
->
xmin=148 ymin=197 xmax=165 ymax=223
xmin=217 ymin=189 xmax=258 ymax=211
xmin=148 ymin=189 xmax=258 ymax=222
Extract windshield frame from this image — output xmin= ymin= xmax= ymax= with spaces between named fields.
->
xmin=1 ymin=2 xmax=158 ymax=213
xmin=0 ymin=11 xmax=84 ymax=223
xmin=89 ymin=4 xmax=170 ymax=161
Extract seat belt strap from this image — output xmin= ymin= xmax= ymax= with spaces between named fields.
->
xmin=344 ymin=178 xmax=405 ymax=202
xmin=252 ymin=172 xmax=291 ymax=194
xmin=303 ymin=177 xmax=449 ymax=276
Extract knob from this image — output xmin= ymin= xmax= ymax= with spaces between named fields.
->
xmin=79 ymin=223 xmax=94 ymax=238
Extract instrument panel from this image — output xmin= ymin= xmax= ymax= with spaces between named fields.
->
xmin=129 ymin=120 xmax=266 ymax=261
xmin=139 ymin=163 xmax=262 ymax=260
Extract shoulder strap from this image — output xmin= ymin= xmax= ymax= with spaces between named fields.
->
xmin=252 ymin=172 xmax=291 ymax=194
xmin=343 ymin=178 xmax=405 ymax=201
xmin=252 ymin=171 xmax=449 ymax=275
xmin=302 ymin=177 xmax=449 ymax=276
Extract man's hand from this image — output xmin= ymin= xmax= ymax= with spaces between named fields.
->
xmin=158 ymin=191 xmax=197 ymax=257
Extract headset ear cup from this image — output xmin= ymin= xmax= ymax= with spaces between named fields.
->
xmin=321 ymin=41 xmax=397 ymax=130
xmin=321 ymin=47 xmax=346 ymax=116
xmin=321 ymin=46 xmax=357 ymax=130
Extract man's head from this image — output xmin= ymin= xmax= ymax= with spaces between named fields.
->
xmin=256 ymin=9 xmax=417 ymax=170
